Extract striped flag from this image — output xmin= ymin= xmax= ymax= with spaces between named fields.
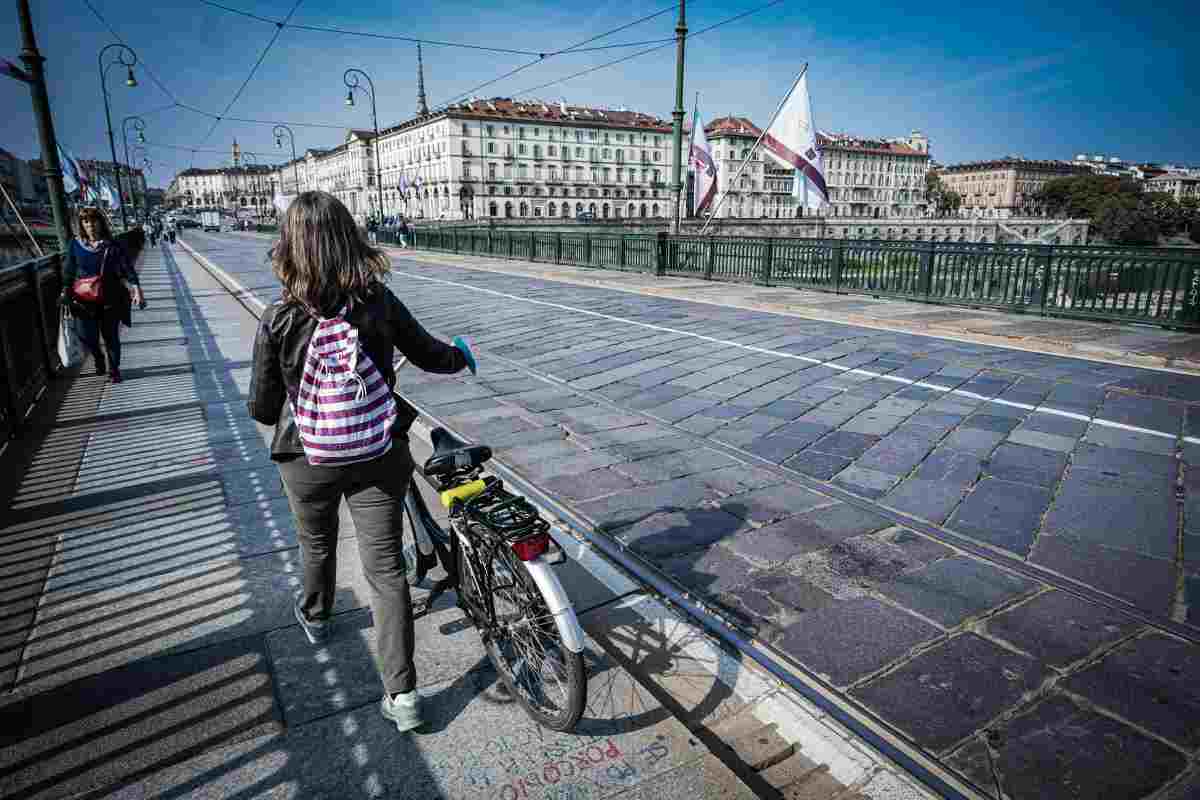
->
xmin=688 ymin=101 xmax=718 ymax=215
xmin=762 ymin=70 xmax=827 ymax=211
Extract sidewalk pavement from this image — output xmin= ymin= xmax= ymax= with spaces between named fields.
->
xmin=173 ymin=231 xmax=1200 ymax=800
xmin=0 ymin=240 xmax=933 ymax=799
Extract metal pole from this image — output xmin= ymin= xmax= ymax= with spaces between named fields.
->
xmin=274 ymin=124 xmax=298 ymax=192
xmin=97 ymin=43 xmax=137 ymax=229
xmin=17 ymin=0 xmax=72 ymax=253
xmin=121 ymin=115 xmax=145 ymax=222
xmin=670 ymin=0 xmax=687 ymax=235
xmin=699 ymin=63 xmax=807 ymax=237
xmin=344 ymin=69 xmax=383 ymax=225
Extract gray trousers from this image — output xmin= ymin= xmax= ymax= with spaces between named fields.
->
xmin=278 ymin=442 xmax=417 ymax=695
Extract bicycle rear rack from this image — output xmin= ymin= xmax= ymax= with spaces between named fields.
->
xmin=465 ymin=484 xmax=547 ymax=540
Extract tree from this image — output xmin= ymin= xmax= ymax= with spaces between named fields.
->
xmin=925 ymin=172 xmax=962 ymax=217
xmin=1092 ymin=195 xmax=1159 ymax=245
xmin=1144 ymin=192 xmax=1185 ymax=236
xmin=1036 ymin=174 xmax=1143 ymax=219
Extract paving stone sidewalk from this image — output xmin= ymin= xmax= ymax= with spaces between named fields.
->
xmin=174 ymin=231 xmax=1200 ymax=799
xmin=0 ymin=241 xmax=775 ymax=800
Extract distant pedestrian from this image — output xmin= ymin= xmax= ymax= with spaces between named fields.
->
xmin=398 ymin=218 xmax=410 ymax=248
xmin=247 ymin=190 xmax=475 ymax=733
xmin=166 ymin=219 xmax=177 ymax=243
xmin=59 ymin=207 xmax=144 ymax=383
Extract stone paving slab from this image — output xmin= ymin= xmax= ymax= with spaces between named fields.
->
xmin=851 ymin=633 xmax=1050 ymax=754
xmin=946 ymin=694 xmax=1188 ymax=800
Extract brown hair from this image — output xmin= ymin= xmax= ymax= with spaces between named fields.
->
xmin=270 ymin=191 xmax=390 ymax=317
xmin=77 ymin=207 xmax=113 ymax=243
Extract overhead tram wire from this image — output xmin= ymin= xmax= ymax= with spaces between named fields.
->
xmin=195 ymin=0 xmax=676 ymax=55
xmin=199 ymin=0 xmax=305 ymax=144
xmin=142 ymin=140 xmax=289 ymax=158
xmin=86 ymin=0 xmax=779 ymax=158
xmin=84 ymin=0 xmax=345 ymax=131
xmin=433 ymin=2 xmax=682 ymax=109
xmin=509 ymin=0 xmax=787 ymax=98
xmin=83 ymin=0 xmax=180 ymax=105
xmin=84 ymin=0 xmax=669 ymax=148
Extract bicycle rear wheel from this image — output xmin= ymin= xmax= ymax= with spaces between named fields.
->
xmin=484 ymin=545 xmax=586 ymax=731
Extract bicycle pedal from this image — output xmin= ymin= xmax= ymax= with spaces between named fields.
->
xmin=438 ymin=617 xmax=474 ymax=635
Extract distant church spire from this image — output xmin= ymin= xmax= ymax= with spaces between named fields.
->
xmin=416 ymin=43 xmax=429 ymax=116
xmin=232 ymin=138 xmax=241 ymax=167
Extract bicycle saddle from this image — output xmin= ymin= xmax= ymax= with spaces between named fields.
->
xmin=423 ymin=427 xmax=493 ymax=477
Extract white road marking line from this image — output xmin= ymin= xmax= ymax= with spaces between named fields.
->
xmin=418 ymin=268 xmax=1197 ymax=444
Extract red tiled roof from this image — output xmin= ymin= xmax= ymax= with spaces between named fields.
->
xmin=816 ymin=133 xmax=923 ymax=156
xmin=941 ymin=158 xmax=1091 ymax=174
xmin=702 ymin=120 xmax=926 ymax=157
xmin=705 ymin=116 xmax=761 ymax=137
xmin=385 ymin=97 xmax=673 ymax=135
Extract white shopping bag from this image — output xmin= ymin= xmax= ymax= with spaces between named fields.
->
xmin=57 ymin=308 xmax=83 ymax=369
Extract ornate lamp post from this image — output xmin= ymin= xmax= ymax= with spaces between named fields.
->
xmin=97 ymin=43 xmax=138 ymax=228
xmin=243 ymin=151 xmax=263 ymax=222
xmin=121 ymin=115 xmax=145 ymax=221
xmin=342 ymin=68 xmax=384 ymax=224
xmin=273 ymin=124 xmax=299 ymax=193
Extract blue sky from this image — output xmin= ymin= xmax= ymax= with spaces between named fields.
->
xmin=3 ymin=0 xmax=1196 ymax=188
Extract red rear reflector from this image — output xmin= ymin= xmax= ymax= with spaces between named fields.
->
xmin=511 ymin=532 xmax=550 ymax=561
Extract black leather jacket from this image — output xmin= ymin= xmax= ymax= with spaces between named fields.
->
xmin=247 ymin=282 xmax=469 ymax=460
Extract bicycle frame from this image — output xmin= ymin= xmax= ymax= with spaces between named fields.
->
xmin=406 ymin=473 xmax=585 ymax=654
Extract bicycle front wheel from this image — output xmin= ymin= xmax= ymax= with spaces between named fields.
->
xmin=485 ymin=546 xmax=586 ymax=731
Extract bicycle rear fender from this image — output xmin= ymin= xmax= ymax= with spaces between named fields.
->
xmin=521 ymin=557 xmax=586 ymax=654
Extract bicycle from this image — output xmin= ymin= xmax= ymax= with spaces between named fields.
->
xmin=402 ymin=424 xmax=588 ymax=732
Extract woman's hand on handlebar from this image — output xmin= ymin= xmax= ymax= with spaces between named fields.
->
xmin=452 ymin=336 xmax=477 ymax=375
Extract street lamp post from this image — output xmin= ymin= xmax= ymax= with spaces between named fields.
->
xmin=121 ymin=115 xmax=145 ymax=221
xmin=97 ymin=43 xmax=138 ymax=229
xmin=342 ymin=68 xmax=384 ymax=226
xmin=273 ymin=124 xmax=299 ymax=194
xmin=243 ymin=152 xmax=262 ymax=223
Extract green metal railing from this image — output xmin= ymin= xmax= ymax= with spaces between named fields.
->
xmin=403 ymin=227 xmax=1200 ymax=329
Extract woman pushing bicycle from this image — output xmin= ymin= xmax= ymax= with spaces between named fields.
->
xmin=247 ymin=190 xmax=476 ymax=733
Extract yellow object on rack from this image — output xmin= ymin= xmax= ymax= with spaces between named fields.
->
xmin=440 ymin=479 xmax=487 ymax=509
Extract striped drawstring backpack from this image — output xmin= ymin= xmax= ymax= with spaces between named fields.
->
xmin=291 ymin=302 xmax=398 ymax=466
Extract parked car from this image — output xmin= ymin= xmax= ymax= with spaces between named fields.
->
xmin=576 ymin=211 xmax=596 ymax=222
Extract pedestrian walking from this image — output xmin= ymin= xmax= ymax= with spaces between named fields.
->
xmin=166 ymin=218 xmax=177 ymax=243
xmin=59 ymin=207 xmax=144 ymax=384
xmin=398 ymin=217 xmax=410 ymax=248
xmin=247 ymin=190 xmax=476 ymax=733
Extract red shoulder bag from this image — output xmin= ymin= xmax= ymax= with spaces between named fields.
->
xmin=71 ymin=246 xmax=108 ymax=304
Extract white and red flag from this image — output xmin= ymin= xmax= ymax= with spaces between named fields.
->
xmin=688 ymin=102 xmax=717 ymax=215
xmin=762 ymin=69 xmax=827 ymax=210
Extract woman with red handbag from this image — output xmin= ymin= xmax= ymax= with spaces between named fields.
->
xmin=58 ymin=207 xmax=144 ymax=383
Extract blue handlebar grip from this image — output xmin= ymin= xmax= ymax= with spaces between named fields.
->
xmin=452 ymin=336 xmax=477 ymax=375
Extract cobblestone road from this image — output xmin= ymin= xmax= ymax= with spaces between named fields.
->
xmin=185 ymin=231 xmax=1200 ymax=799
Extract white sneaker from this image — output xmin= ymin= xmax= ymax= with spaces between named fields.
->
xmin=380 ymin=690 xmax=422 ymax=732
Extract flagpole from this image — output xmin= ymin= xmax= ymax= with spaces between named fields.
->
xmin=685 ymin=91 xmax=699 ymax=219
xmin=698 ymin=62 xmax=808 ymax=237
